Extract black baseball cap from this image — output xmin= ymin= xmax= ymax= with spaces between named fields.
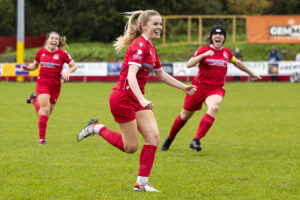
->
xmin=210 ymin=25 xmax=226 ymax=44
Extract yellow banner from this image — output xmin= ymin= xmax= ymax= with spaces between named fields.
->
xmin=29 ymin=65 xmax=40 ymax=77
xmin=2 ymin=64 xmax=16 ymax=76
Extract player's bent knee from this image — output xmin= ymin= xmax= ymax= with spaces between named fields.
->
xmin=209 ymin=104 xmax=220 ymax=114
xmin=180 ymin=111 xmax=193 ymax=121
xmin=124 ymin=144 xmax=138 ymax=153
xmin=39 ymin=107 xmax=50 ymax=116
xmin=145 ymin=132 xmax=159 ymax=146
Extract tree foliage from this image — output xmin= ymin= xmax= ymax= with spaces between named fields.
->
xmin=0 ymin=0 xmax=299 ymax=41
xmin=0 ymin=0 xmax=16 ymax=35
xmin=268 ymin=0 xmax=300 ymax=14
xmin=226 ymin=0 xmax=272 ymax=14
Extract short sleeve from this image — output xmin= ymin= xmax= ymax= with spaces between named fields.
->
xmin=34 ymin=49 xmax=42 ymax=64
xmin=227 ymin=49 xmax=235 ymax=63
xmin=230 ymin=56 xmax=236 ymax=63
xmin=62 ymin=50 xmax=73 ymax=64
xmin=128 ymin=43 xmax=147 ymax=67
xmin=192 ymin=46 xmax=207 ymax=58
xmin=154 ymin=48 xmax=162 ymax=71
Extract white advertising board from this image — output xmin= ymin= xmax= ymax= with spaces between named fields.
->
xmin=227 ymin=62 xmax=268 ymax=76
xmin=278 ymin=61 xmax=300 ymax=75
xmin=63 ymin=62 xmax=107 ymax=76
xmin=173 ymin=62 xmax=198 ymax=76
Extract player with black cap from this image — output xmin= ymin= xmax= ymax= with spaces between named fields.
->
xmin=161 ymin=25 xmax=261 ymax=152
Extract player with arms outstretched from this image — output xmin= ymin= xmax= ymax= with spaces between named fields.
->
xmin=161 ymin=25 xmax=261 ymax=152
xmin=22 ymin=31 xmax=77 ymax=145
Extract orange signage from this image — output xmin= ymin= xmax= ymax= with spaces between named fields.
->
xmin=247 ymin=15 xmax=300 ymax=44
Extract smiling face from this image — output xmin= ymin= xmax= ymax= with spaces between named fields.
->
xmin=142 ymin=15 xmax=162 ymax=43
xmin=211 ymin=33 xmax=225 ymax=49
xmin=46 ymin=32 xmax=60 ymax=51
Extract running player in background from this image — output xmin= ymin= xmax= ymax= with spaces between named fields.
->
xmin=21 ymin=31 xmax=77 ymax=145
xmin=77 ymin=10 xmax=196 ymax=192
xmin=161 ymin=25 xmax=261 ymax=152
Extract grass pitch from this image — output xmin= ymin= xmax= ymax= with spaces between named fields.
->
xmin=0 ymin=82 xmax=299 ymax=200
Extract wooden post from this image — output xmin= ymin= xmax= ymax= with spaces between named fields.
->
xmin=187 ymin=17 xmax=191 ymax=43
xmin=198 ymin=17 xmax=202 ymax=45
xmin=163 ymin=17 xmax=167 ymax=46
xmin=232 ymin=16 xmax=236 ymax=43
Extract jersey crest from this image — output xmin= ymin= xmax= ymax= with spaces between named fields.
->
xmin=223 ymin=51 xmax=228 ymax=59
xmin=53 ymin=54 xmax=59 ymax=60
xmin=133 ymin=49 xmax=143 ymax=60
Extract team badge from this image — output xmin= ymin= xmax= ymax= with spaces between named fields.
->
xmin=223 ymin=51 xmax=228 ymax=59
xmin=133 ymin=49 xmax=142 ymax=60
xmin=53 ymin=54 xmax=59 ymax=60
xmin=42 ymin=54 xmax=45 ymax=57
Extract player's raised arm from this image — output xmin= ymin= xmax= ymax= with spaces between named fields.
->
xmin=233 ymin=59 xmax=262 ymax=81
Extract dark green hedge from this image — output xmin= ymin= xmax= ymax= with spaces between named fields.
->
xmin=1 ymin=0 xmax=299 ymax=42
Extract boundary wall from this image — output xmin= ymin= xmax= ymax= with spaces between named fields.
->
xmin=1 ymin=61 xmax=300 ymax=82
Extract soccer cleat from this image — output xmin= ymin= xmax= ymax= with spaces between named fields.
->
xmin=189 ymin=139 xmax=202 ymax=152
xmin=26 ymin=92 xmax=37 ymax=104
xmin=133 ymin=183 xmax=159 ymax=192
xmin=161 ymin=137 xmax=173 ymax=151
xmin=39 ymin=139 xmax=46 ymax=145
xmin=77 ymin=119 xmax=99 ymax=141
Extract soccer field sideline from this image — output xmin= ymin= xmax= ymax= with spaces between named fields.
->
xmin=0 ymin=82 xmax=299 ymax=199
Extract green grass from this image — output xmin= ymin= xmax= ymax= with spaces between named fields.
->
xmin=0 ymin=82 xmax=299 ymax=199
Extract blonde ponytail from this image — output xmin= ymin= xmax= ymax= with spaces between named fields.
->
xmin=114 ymin=11 xmax=143 ymax=53
xmin=58 ymin=35 xmax=67 ymax=48
xmin=114 ymin=10 xmax=160 ymax=53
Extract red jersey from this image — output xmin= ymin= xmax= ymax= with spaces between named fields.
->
xmin=193 ymin=44 xmax=235 ymax=87
xmin=34 ymin=47 xmax=73 ymax=82
xmin=113 ymin=34 xmax=162 ymax=94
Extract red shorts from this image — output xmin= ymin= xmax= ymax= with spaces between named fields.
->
xmin=109 ymin=88 xmax=146 ymax=123
xmin=183 ymin=83 xmax=225 ymax=111
xmin=36 ymin=78 xmax=61 ymax=104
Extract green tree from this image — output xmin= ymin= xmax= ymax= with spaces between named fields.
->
xmin=268 ymin=0 xmax=300 ymax=14
xmin=0 ymin=0 xmax=16 ymax=35
xmin=226 ymin=0 xmax=272 ymax=14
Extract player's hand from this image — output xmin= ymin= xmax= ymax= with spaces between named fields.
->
xmin=62 ymin=71 xmax=70 ymax=81
xmin=184 ymin=85 xmax=197 ymax=96
xmin=140 ymin=98 xmax=154 ymax=110
xmin=250 ymin=73 xmax=262 ymax=81
xmin=204 ymin=50 xmax=214 ymax=57
xmin=21 ymin=64 xmax=30 ymax=71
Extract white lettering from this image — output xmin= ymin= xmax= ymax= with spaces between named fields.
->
xmin=269 ymin=25 xmax=300 ymax=36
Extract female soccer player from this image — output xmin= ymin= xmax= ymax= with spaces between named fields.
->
xmin=161 ymin=25 xmax=261 ymax=152
xmin=77 ymin=10 xmax=196 ymax=192
xmin=22 ymin=31 xmax=77 ymax=145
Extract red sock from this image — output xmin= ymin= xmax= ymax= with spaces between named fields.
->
xmin=168 ymin=115 xmax=187 ymax=140
xmin=98 ymin=127 xmax=124 ymax=151
xmin=33 ymin=99 xmax=40 ymax=115
xmin=138 ymin=145 xmax=157 ymax=177
xmin=194 ymin=113 xmax=215 ymax=140
xmin=38 ymin=115 xmax=48 ymax=140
